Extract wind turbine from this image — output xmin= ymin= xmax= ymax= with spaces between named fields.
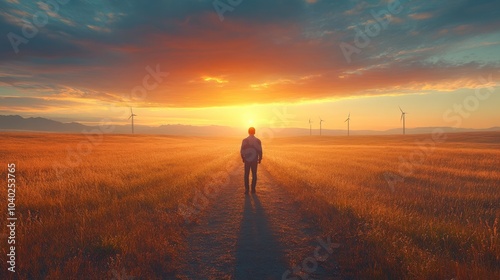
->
xmin=345 ymin=113 xmax=350 ymax=136
xmin=309 ymin=118 xmax=313 ymax=136
xmin=129 ymin=108 xmax=137 ymax=134
xmin=319 ymin=117 xmax=325 ymax=136
xmin=399 ymin=106 xmax=407 ymax=135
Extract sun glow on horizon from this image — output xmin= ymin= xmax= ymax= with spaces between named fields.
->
xmin=2 ymin=87 xmax=499 ymax=130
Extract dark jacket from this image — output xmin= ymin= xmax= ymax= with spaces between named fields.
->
xmin=240 ymin=135 xmax=263 ymax=163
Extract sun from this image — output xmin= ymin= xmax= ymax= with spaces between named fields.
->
xmin=240 ymin=106 xmax=267 ymax=128
xmin=243 ymin=118 xmax=261 ymax=129
xmin=242 ymin=112 xmax=258 ymax=128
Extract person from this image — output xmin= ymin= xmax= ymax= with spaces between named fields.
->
xmin=240 ymin=127 xmax=263 ymax=194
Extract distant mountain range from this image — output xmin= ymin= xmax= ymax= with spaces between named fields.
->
xmin=0 ymin=115 xmax=498 ymax=137
xmin=0 ymin=115 xmax=239 ymax=136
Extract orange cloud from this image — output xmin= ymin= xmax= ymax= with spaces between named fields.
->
xmin=409 ymin=12 xmax=433 ymax=20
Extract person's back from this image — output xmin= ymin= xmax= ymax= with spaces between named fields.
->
xmin=241 ymin=135 xmax=262 ymax=163
xmin=240 ymin=127 xmax=262 ymax=194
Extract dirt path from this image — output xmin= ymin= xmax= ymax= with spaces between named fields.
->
xmin=178 ymin=161 xmax=342 ymax=280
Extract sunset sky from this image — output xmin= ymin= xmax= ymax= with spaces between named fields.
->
xmin=0 ymin=0 xmax=499 ymax=131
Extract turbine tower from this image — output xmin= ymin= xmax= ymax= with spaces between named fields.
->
xmin=309 ymin=118 xmax=313 ymax=136
xmin=319 ymin=117 xmax=324 ymax=136
xmin=129 ymin=108 xmax=137 ymax=134
xmin=399 ymin=106 xmax=407 ymax=135
xmin=345 ymin=113 xmax=350 ymax=136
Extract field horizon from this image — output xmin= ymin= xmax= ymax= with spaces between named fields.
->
xmin=2 ymin=114 xmax=499 ymax=137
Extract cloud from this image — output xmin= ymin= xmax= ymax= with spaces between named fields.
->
xmin=409 ymin=12 xmax=433 ymax=20
xmin=0 ymin=0 xmax=498 ymax=109
xmin=0 ymin=96 xmax=86 ymax=111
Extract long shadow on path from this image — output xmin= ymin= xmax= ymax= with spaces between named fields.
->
xmin=234 ymin=194 xmax=288 ymax=280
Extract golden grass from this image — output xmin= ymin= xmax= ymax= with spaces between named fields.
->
xmin=0 ymin=131 xmax=499 ymax=279
xmin=264 ymin=132 xmax=500 ymax=279
xmin=0 ymin=133 xmax=240 ymax=279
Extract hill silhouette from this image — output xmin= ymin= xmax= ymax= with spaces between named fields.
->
xmin=0 ymin=115 xmax=498 ymax=136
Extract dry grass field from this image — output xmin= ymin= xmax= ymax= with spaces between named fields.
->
xmin=264 ymin=132 xmax=500 ymax=279
xmin=0 ymin=133 xmax=241 ymax=279
xmin=0 ymin=131 xmax=499 ymax=279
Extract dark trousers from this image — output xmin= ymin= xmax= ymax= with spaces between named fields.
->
xmin=244 ymin=161 xmax=258 ymax=192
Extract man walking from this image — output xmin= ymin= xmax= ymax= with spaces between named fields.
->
xmin=240 ymin=127 xmax=263 ymax=194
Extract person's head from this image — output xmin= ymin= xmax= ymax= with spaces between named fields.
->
xmin=248 ymin=127 xmax=256 ymax=135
